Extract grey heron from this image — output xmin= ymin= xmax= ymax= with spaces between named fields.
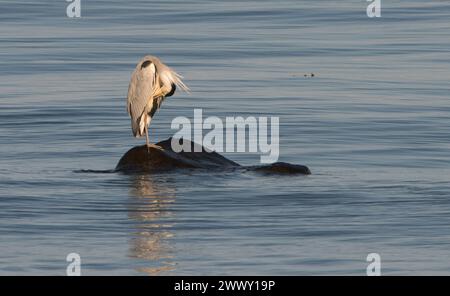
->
xmin=127 ymin=55 xmax=189 ymax=148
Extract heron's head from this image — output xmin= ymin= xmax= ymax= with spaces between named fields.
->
xmin=159 ymin=72 xmax=177 ymax=98
xmin=139 ymin=55 xmax=189 ymax=98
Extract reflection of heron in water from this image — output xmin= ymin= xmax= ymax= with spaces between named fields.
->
xmin=127 ymin=174 xmax=177 ymax=275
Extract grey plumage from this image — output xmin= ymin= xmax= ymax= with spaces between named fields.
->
xmin=126 ymin=55 xmax=188 ymax=145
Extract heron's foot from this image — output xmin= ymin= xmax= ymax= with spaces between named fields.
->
xmin=145 ymin=143 xmax=159 ymax=153
xmin=143 ymin=143 xmax=164 ymax=154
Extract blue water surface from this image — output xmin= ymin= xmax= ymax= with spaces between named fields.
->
xmin=0 ymin=0 xmax=449 ymax=275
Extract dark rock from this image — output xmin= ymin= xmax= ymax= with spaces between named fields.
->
xmin=116 ymin=137 xmax=239 ymax=173
xmin=249 ymin=162 xmax=311 ymax=175
xmin=115 ymin=137 xmax=311 ymax=175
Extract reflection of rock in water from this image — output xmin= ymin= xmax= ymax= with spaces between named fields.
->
xmin=127 ymin=174 xmax=177 ymax=275
xmin=116 ymin=137 xmax=311 ymax=175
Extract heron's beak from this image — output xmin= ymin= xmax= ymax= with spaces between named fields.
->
xmin=165 ymin=83 xmax=176 ymax=97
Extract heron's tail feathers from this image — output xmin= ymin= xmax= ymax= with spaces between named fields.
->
xmin=132 ymin=114 xmax=150 ymax=137
xmin=172 ymin=71 xmax=190 ymax=93
xmin=131 ymin=118 xmax=142 ymax=137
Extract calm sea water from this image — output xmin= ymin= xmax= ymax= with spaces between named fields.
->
xmin=1 ymin=0 xmax=450 ymax=275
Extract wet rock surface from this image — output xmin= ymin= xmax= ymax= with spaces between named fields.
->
xmin=116 ymin=138 xmax=311 ymax=175
xmin=248 ymin=162 xmax=311 ymax=175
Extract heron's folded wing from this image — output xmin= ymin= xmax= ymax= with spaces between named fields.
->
xmin=126 ymin=65 xmax=156 ymax=121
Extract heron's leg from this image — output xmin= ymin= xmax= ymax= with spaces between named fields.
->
xmin=145 ymin=125 xmax=150 ymax=152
